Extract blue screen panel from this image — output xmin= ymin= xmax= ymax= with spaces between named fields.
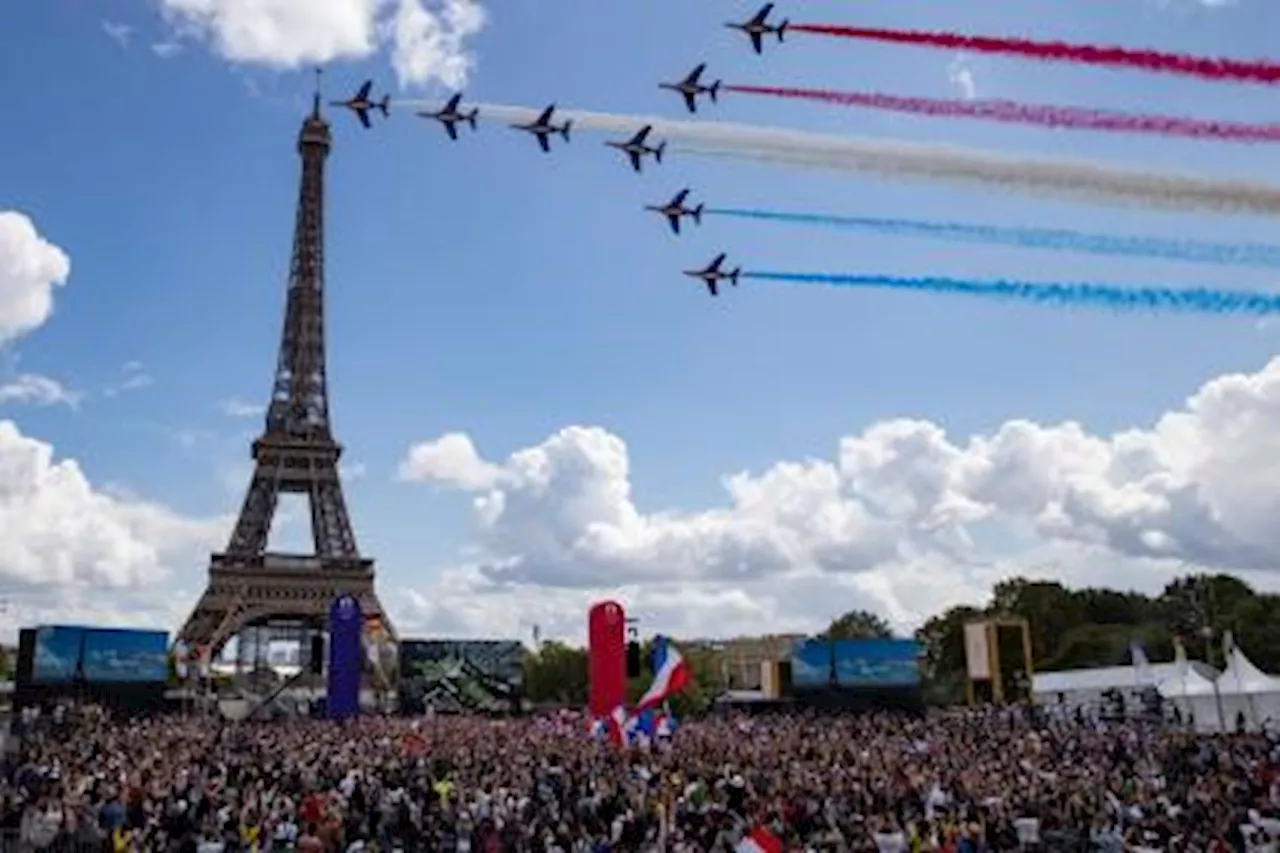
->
xmin=833 ymin=639 xmax=923 ymax=687
xmin=789 ymin=639 xmax=833 ymax=688
xmin=32 ymin=626 xmax=83 ymax=683
xmin=81 ymin=629 xmax=169 ymax=682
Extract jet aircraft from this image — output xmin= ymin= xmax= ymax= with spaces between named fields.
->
xmin=511 ymin=104 xmax=572 ymax=152
xmin=645 ymin=189 xmax=704 ymax=234
xmin=726 ymin=3 xmax=790 ymax=54
xmin=417 ymin=93 xmax=478 ymax=140
xmin=659 ymin=64 xmax=722 ymax=114
xmin=330 ymin=80 xmax=390 ymax=128
xmin=605 ymin=125 xmax=666 ymax=172
xmin=683 ymin=253 xmax=741 ymax=296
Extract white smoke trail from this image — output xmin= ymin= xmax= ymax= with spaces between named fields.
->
xmin=402 ymin=100 xmax=1280 ymax=215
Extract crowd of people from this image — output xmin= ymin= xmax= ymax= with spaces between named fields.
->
xmin=2 ymin=701 xmax=1279 ymax=852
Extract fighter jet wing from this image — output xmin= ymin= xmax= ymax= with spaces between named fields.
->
xmin=750 ymin=32 xmax=763 ymax=53
xmin=628 ymin=151 xmax=642 ymax=172
xmin=356 ymin=108 xmax=372 ymax=129
xmin=668 ymin=215 xmax=681 ymax=235
xmin=683 ymin=91 xmax=697 ymax=113
xmin=707 ymin=281 xmax=719 ymax=297
xmin=751 ymin=3 xmax=774 ymax=24
xmin=537 ymin=132 xmax=550 ymax=153
xmin=445 ymin=121 xmax=458 ymax=140
xmin=356 ymin=80 xmax=373 ymax=101
xmin=687 ymin=63 xmax=706 ymax=84
xmin=536 ymin=105 xmax=556 ymax=125
xmin=444 ymin=93 xmax=462 ymax=112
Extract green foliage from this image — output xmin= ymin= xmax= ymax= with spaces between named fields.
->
xmin=0 ymin=645 xmax=12 ymax=681
xmin=521 ymin=641 xmax=589 ymax=705
xmin=914 ymin=572 xmax=1280 ymax=706
xmin=821 ymin=609 xmax=893 ymax=641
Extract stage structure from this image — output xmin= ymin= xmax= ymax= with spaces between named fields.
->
xmin=963 ymin=617 xmax=1033 ymax=705
xmin=175 ymin=88 xmax=396 ymax=671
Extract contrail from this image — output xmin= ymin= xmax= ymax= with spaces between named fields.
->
xmin=743 ymin=271 xmax=1280 ymax=316
xmin=726 ymin=85 xmax=1280 ymax=144
xmin=402 ymin=100 xmax=1280 ymax=215
xmin=789 ymin=23 xmax=1280 ymax=85
xmin=707 ymin=208 xmax=1280 ymax=269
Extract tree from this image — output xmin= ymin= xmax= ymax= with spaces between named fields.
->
xmin=0 ymin=645 xmax=11 ymax=681
xmin=822 ymin=610 xmax=892 ymax=641
xmin=522 ymin=641 xmax=588 ymax=705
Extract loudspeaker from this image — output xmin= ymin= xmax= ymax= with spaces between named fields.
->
xmin=626 ymin=641 xmax=641 ymax=678
xmin=310 ymin=635 xmax=325 ymax=674
xmin=777 ymin=659 xmax=793 ymax=695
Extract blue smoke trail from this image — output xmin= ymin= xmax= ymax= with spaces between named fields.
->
xmin=742 ymin=271 xmax=1280 ymax=315
xmin=706 ymin=208 xmax=1280 ymax=270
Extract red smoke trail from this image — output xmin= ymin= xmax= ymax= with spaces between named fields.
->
xmin=725 ymin=85 xmax=1280 ymax=144
xmin=788 ymin=24 xmax=1280 ymax=85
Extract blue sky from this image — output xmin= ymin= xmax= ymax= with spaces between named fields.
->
xmin=4 ymin=0 xmax=1280 ymax=642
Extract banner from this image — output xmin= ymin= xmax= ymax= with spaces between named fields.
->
xmin=328 ymin=595 xmax=363 ymax=719
xmin=964 ymin=622 xmax=992 ymax=680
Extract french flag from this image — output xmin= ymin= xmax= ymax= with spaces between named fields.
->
xmin=736 ymin=826 xmax=783 ymax=853
xmin=635 ymin=635 xmax=690 ymax=712
xmin=609 ymin=704 xmax=631 ymax=747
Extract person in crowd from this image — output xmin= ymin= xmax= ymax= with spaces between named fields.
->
xmin=1 ymin=701 xmax=1278 ymax=851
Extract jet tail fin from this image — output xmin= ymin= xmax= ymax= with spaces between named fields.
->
xmin=709 ymin=81 xmax=720 ymax=102
xmin=377 ymin=95 xmax=391 ymax=116
xmin=731 ymin=269 xmax=741 ymax=286
xmin=561 ymin=121 xmax=572 ymax=140
xmin=778 ymin=21 xmax=789 ymax=41
xmin=467 ymin=109 xmax=479 ymax=129
xmin=693 ymin=204 xmax=704 ymax=224
xmin=655 ymin=142 xmax=666 ymax=163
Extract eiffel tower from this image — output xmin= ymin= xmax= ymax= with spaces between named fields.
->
xmin=176 ymin=86 xmax=395 ymax=661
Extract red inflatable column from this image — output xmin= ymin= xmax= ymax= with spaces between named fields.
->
xmin=588 ymin=600 xmax=627 ymax=718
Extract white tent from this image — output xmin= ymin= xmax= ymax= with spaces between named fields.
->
xmin=1215 ymin=637 xmax=1280 ymax=732
xmin=1157 ymin=644 xmax=1223 ymax=732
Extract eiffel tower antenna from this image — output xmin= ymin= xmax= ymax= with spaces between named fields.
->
xmin=313 ymin=67 xmax=323 ymax=116
xmin=176 ymin=98 xmax=395 ymax=668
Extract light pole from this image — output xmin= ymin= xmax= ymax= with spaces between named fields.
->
xmin=1200 ymin=625 xmax=1227 ymax=733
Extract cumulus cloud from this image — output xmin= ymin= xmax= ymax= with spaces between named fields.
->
xmin=158 ymin=0 xmax=486 ymax=89
xmin=0 ymin=420 xmax=226 ymax=589
xmin=397 ymin=357 xmax=1280 ymax=639
xmin=0 ymin=212 xmax=71 ymax=345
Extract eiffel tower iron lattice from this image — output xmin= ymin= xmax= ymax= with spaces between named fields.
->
xmin=177 ymin=92 xmax=396 ymax=660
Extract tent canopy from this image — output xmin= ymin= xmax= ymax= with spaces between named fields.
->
xmin=1216 ymin=647 xmax=1280 ymax=695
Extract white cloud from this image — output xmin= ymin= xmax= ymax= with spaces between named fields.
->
xmin=102 ymin=361 xmax=153 ymax=397
xmin=102 ymin=20 xmax=133 ymax=47
xmin=220 ymin=397 xmax=264 ymax=418
xmin=157 ymin=0 xmax=486 ymax=89
xmin=0 ymin=373 xmax=80 ymax=408
xmin=389 ymin=0 xmax=486 ymax=90
xmin=152 ymin=41 xmax=183 ymax=59
xmin=396 ymin=357 xmax=1280 ymax=640
xmin=948 ymin=55 xmax=977 ymax=100
xmin=0 ymin=212 xmax=71 ymax=345
xmin=0 ymin=420 xmax=226 ymax=589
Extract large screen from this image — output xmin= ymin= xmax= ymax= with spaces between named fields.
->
xmin=81 ymin=629 xmax=169 ymax=683
xmin=833 ymin=639 xmax=923 ymax=687
xmin=790 ymin=639 xmax=834 ymax=689
xmin=32 ymin=626 xmax=83 ymax=683
xmin=399 ymin=640 xmax=524 ymax=713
